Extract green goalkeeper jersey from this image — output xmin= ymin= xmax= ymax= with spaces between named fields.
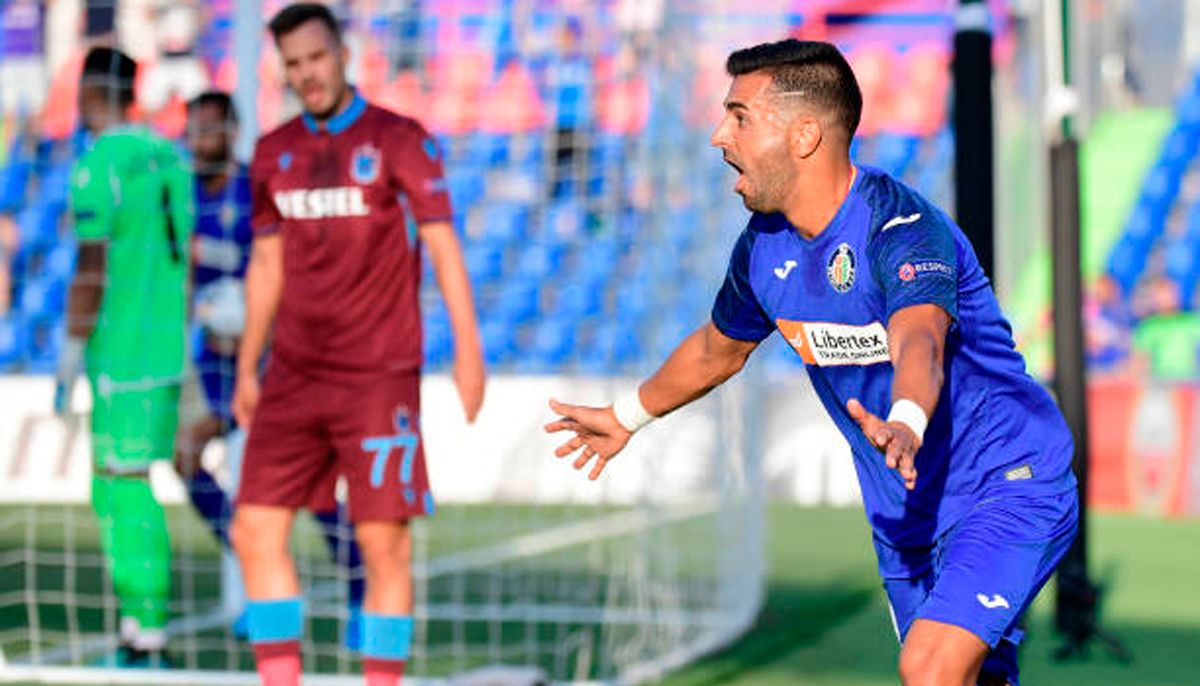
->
xmin=70 ymin=125 xmax=193 ymax=384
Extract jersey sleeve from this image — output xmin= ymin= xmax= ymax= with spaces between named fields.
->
xmin=249 ymin=139 xmax=281 ymax=236
xmin=711 ymin=229 xmax=774 ymax=342
xmin=69 ymin=150 xmax=114 ymax=241
xmin=389 ymin=122 xmax=452 ymax=224
xmin=162 ymin=142 xmax=195 ymax=251
xmin=869 ymin=212 xmax=959 ymax=322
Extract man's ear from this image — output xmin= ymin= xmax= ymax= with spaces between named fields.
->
xmin=790 ymin=116 xmax=823 ymax=159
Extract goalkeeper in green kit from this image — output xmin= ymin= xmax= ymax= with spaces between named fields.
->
xmin=56 ymin=47 xmax=193 ymax=667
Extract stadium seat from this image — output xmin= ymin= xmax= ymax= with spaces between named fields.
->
xmin=0 ymin=315 xmax=28 ymax=370
xmin=480 ymin=318 xmax=514 ymax=365
xmin=479 ymin=201 xmax=529 ymax=242
xmin=495 ymin=280 xmax=541 ymax=325
xmin=1107 ymin=235 xmax=1149 ymax=295
xmin=422 ymin=309 xmax=453 ymax=368
xmin=515 ymin=243 xmax=565 ymax=281
xmin=544 ymin=199 xmax=587 ymax=240
xmin=18 ymin=276 xmax=67 ymax=318
xmin=552 ymin=280 xmax=603 ymax=318
xmin=463 ymin=241 xmax=505 ymax=285
xmin=448 ymin=171 xmax=487 ymax=210
xmin=25 ymin=315 xmax=63 ymax=374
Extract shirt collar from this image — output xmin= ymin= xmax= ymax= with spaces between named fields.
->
xmin=302 ymin=88 xmax=367 ymax=135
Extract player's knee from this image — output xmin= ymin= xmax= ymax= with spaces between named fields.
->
xmin=898 ymin=644 xmax=973 ymax=686
xmin=355 ymin=523 xmax=411 ymax=571
xmin=230 ymin=509 xmax=287 ymax=563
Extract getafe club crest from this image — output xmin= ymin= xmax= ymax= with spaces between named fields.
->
xmin=350 ymin=143 xmax=381 ymax=184
xmin=827 ymin=243 xmax=856 ymax=293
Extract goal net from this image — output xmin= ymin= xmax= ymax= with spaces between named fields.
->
xmin=0 ymin=1 xmax=775 ymax=683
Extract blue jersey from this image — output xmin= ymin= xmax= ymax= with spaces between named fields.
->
xmin=192 ymin=166 xmax=252 ymax=425
xmin=193 ymin=165 xmax=252 ymax=288
xmin=712 ymin=165 xmax=1076 ymax=568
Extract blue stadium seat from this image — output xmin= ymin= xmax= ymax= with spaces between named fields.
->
xmin=480 ymin=318 xmax=514 ymax=365
xmin=464 ymin=241 xmax=505 ymax=285
xmin=0 ymin=315 xmax=29 ymax=370
xmin=530 ymin=319 xmax=575 ymax=366
xmin=544 ymin=198 xmax=587 ymax=240
xmin=423 ymin=308 xmax=452 ymax=368
xmin=19 ymin=276 xmax=67 ymax=317
xmin=481 ymin=201 xmax=530 ymax=243
xmin=44 ymin=242 xmax=77 ymax=280
xmin=469 ymin=132 xmax=512 ymax=167
xmin=581 ymin=319 xmax=641 ymax=371
xmin=515 ymin=243 xmax=565 ymax=280
xmin=1107 ymin=235 xmax=1148 ymax=295
xmin=872 ymin=133 xmax=920 ymax=177
xmin=1159 ymin=127 xmax=1199 ymax=169
xmin=553 ymin=280 xmax=603 ymax=318
xmin=448 ymin=171 xmax=486 ymax=209
xmin=495 ymin=280 xmax=540 ymax=324
xmin=1165 ymin=235 xmax=1200 ymax=308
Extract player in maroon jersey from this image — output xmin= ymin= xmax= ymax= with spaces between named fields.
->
xmin=227 ymin=5 xmax=485 ymax=685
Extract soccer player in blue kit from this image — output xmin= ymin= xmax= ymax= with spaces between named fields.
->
xmin=546 ymin=40 xmax=1078 ymax=686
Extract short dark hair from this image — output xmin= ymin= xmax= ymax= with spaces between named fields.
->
xmin=81 ymin=47 xmax=138 ymax=107
xmin=268 ymin=3 xmax=341 ymax=44
xmin=187 ymin=90 xmax=238 ymax=125
xmin=726 ymin=39 xmax=862 ymax=139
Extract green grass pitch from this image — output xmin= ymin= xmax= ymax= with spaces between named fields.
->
xmin=2 ymin=504 xmax=1197 ymax=685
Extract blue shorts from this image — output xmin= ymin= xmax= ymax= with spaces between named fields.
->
xmin=879 ymin=489 xmax=1078 ymax=685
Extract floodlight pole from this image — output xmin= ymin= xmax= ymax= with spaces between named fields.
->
xmin=953 ymin=0 xmax=995 ymax=279
xmin=1045 ymin=0 xmax=1131 ymax=662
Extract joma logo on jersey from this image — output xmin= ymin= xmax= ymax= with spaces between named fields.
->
xmin=273 ymin=186 xmax=369 ymax=219
xmin=775 ymin=320 xmax=890 ymax=367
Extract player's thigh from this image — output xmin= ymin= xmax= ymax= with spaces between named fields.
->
xmin=899 ymin=618 xmax=990 ymax=686
xmin=330 ymin=372 xmax=433 ymax=523
xmin=238 ymin=364 xmax=333 ymax=508
xmin=231 ymin=504 xmax=297 ymax=557
xmin=91 ymin=384 xmax=180 ymax=472
xmin=920 ymin=490 xmax=1079 ymax=649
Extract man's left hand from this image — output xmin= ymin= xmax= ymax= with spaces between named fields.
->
xmin=847 ymin=398 xmax=920 ymax=490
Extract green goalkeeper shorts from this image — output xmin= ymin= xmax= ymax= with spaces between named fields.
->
xmin=90 ymin=381 xmax=181 ymax=472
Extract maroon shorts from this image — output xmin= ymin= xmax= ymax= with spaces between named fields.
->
xmin=237 ymin=361 xmax=433 ymax=523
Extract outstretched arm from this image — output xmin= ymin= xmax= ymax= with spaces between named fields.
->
xmin=546 ymin=321 xmax=758 ymax=480
xmin=847 ymin=303 xmax=950 ymax=489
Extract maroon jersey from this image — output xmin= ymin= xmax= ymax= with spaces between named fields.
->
xmin=250 ymin=92 xmax=452 ymax=380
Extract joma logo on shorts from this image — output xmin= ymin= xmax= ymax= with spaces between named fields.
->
xmin=274 ymin=186 xmax=369 ymax=219
xmin=775 ymin=320 xmax=890 ymax=367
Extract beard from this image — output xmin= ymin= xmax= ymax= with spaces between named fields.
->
xmin=194 ymin=154 xmax=231 ymax=180
xmin=739 ymin=151 xmax=796 ymax=214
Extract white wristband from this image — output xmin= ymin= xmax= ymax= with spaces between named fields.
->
xmin=886 ymin=399 xmax=928 ymax=442
xmin=612 ymin=388 xmax=655 ymax=433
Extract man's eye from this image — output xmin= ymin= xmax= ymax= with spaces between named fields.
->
xmin=736 ymin=114 xmax=747 ymax=126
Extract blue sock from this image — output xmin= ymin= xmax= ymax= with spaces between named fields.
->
xmin=245 ymin=597 xmax=304 ymax=645
xmin=186 ymin=467 xmax=233 ymax=547
xmin=314 ymin=507 xmax=365 ymax=607
xmin=362 ymin=613 xmax=413 ymax=661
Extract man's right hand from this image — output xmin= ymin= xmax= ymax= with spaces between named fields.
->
xmin=543 ymin=398 xmax=634 ymax=480
xmin=232 ymin=372 xmax=260 ymax=430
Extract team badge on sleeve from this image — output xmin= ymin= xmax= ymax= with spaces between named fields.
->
xmin=827 ymin=243 xmax=857 ymax=293
xmin=350 ymin=143 xmax=382 ymax=184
